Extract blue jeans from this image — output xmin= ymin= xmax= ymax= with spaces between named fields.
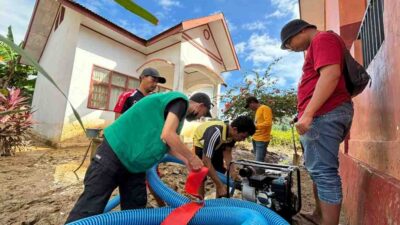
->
xmin=300 ymin=101 xmax=353 ymax=204
xmin=252 ymin=140 xmax=270 ymax=162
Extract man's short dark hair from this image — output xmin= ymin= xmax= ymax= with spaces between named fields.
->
xmin=245 ymin=96 xmax=259 ymax=108
xmin=231 ymin=116 xmax=256 ymax=135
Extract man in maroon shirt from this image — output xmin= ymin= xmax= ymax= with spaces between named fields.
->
xmin=113 ymin=68 xmax=166 ymax=119
xmin=280 ymin=19 xmax=354 ymax=225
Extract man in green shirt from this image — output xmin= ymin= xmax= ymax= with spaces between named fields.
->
xmin=66 ymin=92 xmax=211 ymax=223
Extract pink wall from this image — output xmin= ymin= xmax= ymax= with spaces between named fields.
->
xmin=340 ymin=154 xmax=400 ymax=225
xmin=312 ymin=0 xmax=400 ymax=224
xmin=347 ymin=0 xmax=400 ymax=182
xmin=325 ymin=0 xmax=340 ymax=33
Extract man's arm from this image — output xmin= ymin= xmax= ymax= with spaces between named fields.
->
xmin=168 ymin=148 xmax=189 ymax=168
xmin=161 ymin=112 xmax=203 ymax=171
xmin=203 ymin=154 xmax=223 ymax=187
xmin=201 ymin=127 xmax=227 ymax=197
xmin=202 ymin=154 xmax=227 ymax=197
xmin=223 ymin=146 xmax=238 ymax=180
xmin=296 ymin=64 xmax=341 ymax=134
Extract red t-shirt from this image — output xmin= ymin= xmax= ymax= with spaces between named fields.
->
xmin=297 ymin=31 xmax=351 ymax=118
xmin=113 ymin=89 xmax=137 ymax=113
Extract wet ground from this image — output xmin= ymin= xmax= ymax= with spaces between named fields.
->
xmin=0 ymin=143 xmax=346 ymax=225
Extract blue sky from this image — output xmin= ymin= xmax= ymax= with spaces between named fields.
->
xmin=1 ymin=0 xmax=304 ymax=92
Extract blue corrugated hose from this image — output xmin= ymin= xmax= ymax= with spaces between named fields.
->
xmin=104 ymin=155 xmax=235 ymax=212
xmin=68 ymin=154 xmax=289 ymax=225
xmin=67 ymin=207 xmax=267 ymax=225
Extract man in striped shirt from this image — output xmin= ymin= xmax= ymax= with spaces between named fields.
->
xmin=193 ymin=116 xmax=256 ymax=198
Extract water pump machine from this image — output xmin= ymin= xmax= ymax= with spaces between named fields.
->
xmin=227 ymin=159 xmax=302 ymax=222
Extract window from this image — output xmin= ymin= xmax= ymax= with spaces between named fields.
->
xmin=88 ymin=66 xmax=140 ymax=110
xmin=359 ymin=0 xmax=385 ymax=68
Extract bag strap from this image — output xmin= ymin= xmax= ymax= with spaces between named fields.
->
xmin=327 ymin=30 xmax=356 ymax=94
xmin=327 ymin=30 xmax=347 ymax=52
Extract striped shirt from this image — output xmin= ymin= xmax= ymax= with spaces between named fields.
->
xmin=201 ymin=125 xmax=235 ymax=158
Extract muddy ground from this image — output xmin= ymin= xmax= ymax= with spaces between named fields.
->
xmin=0 ymin=143 xmax=346 ymax=225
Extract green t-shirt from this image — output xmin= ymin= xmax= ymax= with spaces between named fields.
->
xmin=104 ymin=91 xmax=188 ymax=173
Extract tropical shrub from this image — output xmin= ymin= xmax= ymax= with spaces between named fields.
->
xmin=221 ymin=58 xmax=297 ymax=123
xmin=0 ymin=26 xmax=37 ymax=99
xmin=0 ymin=88 xmax=33 ymax=156
xmin=0 ymin=1 xmax=158 ymax=154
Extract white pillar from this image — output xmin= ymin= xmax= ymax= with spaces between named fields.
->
xmin=173 ymin=46 xmax=185 ymax=91
xmin=213 ymin=83 xmax=221 ymax=118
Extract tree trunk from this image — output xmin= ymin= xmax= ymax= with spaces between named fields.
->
xmin=0 ymin=140 xmax=12 ymax=156
xmin=2 ymin=60 xmax=15 ymax=89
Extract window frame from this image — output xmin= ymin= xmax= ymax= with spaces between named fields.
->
xmin=358 ymin=0 xmax=385 ymax=68
xmin=87 ymin=65 xmax=140 ymax=111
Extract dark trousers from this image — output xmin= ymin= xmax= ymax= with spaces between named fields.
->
xmin=195 ymin=146 xmax=226 ymax=174
xmin=65 ymin=139 xmax=147 ymax=224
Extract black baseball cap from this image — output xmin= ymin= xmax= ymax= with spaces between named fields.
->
xmin=245 ymin=96 xmax=259 ymax=108
xmin=280 ymin=19 xmax=316 ymax=49
xmin=141 ymin=67 xmax=166 ymax=84
xmin=189 ymin=92 xmax=213 ymax=117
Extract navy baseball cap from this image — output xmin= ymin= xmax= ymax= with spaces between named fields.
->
xmin=190 ymin=92 xmax=213 ymax=117
xmin=141 ymin=67 xmax=166 ymax=84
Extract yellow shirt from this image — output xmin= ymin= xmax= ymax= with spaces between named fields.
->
xmin=193 ymin=120 xmax=229 ymax=149
xmin=252 ymin=105 xmax=273 ymax=142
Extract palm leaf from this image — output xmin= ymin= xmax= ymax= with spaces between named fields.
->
xmin=0 ymin=41 xmax=15 ymax=62
xmin=114 ymin=0 xmax=159 ymax=25
xmin=0 ymin=34 xmax=86 ymax=135
xmin=7 ymin=26 xmax=14 ymax=43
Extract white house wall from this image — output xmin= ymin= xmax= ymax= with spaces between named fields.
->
xmin=61 ymin=24 xmax=147 ymax=141
xmin=146 ymin=44 xmax=181 ymax=90
xmin=184 ymin=25 xmax=222 ymax=62
xmin=30 ymin=7 xmax=234 ymax=144
xmin=31 ymin=8 xmax=81 ymax=142
xmin=181 ymin=41 xmax=225 ymax=88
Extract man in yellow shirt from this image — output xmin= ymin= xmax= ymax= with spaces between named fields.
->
xmin=245 ymin=96 xmax=273 ymax=162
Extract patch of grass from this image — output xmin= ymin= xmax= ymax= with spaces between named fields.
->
xmin=270 ymin=128 xmax=301 ymax=148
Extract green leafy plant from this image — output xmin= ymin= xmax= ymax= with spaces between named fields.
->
xmin=220 ymin=58 xmax=297 ymax=123
xmin=0 ymin=88 xmax=33 ymax=156
xmin=0 ymin=0 xmax=159 ymax=116
xmin=0 ymin=1 xmax=158 ymax=153
xmin=0 ymin=26 xmax=37 ymax=98
xmin=0 ymin=33 xmax=85 ymax=134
